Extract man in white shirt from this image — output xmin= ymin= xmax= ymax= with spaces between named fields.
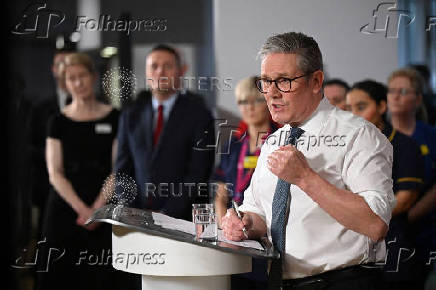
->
xmin=222 ymin=32 xmax=395 ymax=290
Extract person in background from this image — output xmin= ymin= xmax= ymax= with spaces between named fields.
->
xmin=222 ymin=32 xmax=395 ymax=290
xmin=27 ymin=47 xmax=74 ymax=237
xmin=346 ymin=79 xmax=425 ymax=290
xmin=214 ymin=76 xmax=278 ymax=290
xmin=37 ymin=53 xmax=120 ymax=290
xmin=323 ymin=78 xmax=349 ymax=110
xmin=407 ymin=64 xmax=436 ymax=126
xmin=51 ymin=48 xmax=74 ymax=109
xmin=115 ymin=44 xmax=215 ymax=220
xmin=387 ymin=68 xmax=436 ymax=290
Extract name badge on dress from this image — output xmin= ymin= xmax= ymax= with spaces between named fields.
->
xmin=95 ymin=123 xmax=112 ymax=134
xmin=243 ymin=156 xmax=258 ymax=169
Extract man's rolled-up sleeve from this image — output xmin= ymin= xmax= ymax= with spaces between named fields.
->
xmin=342 ymin=124 xmax=396 ymax=225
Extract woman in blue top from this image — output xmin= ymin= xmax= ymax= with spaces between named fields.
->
xmin=346 ymin=79 xmax=425 ymax=290
xmin=387 ymin=68 xmax=436 ymax=290
xmin=214 ymin=76 xmax=278 ymax=290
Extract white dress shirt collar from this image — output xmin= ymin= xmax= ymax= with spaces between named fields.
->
xmin=151 ymin=93 xmax=178 ymax=123
xmin=288 ymin=96 xmax=333 ymax=136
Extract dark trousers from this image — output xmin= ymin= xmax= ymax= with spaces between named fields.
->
xmin=282 ymin=266 xmax=383 ymax=290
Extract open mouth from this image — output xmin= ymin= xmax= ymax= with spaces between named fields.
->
xmin=271 ymin=103 xmax=285 ymax=109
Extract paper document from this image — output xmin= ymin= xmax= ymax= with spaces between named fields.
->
xmin=152 ymin=212 xmax=196 ymax=235
xmin=217 ymin=230 xmax=264 ymax=251
xmin=152 ymin=212 xmax=264 ymax=251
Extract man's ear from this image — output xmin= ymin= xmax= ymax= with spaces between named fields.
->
xmin=312 ymin=70 xmax=324 ymax=94
xmin=378 ymin=100 xmax=387 ymax=115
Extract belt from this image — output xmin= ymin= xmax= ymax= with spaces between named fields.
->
xmin=282 ymin=265 xmax=380 ymax=290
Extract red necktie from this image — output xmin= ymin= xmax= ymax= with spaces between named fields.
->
xmin=153 ymin=105 xmax=164 ymax=146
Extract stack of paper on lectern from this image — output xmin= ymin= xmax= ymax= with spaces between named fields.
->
xmin=152 ymin=212 xmax=196 ymax=235
xmin=217 ymin=230 xmax=265 ymax=251
xmin=151 ymin=212 xmax=264 ymax=251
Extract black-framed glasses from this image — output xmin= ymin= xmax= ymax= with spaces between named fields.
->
xmin=255 ymin=72 xmax=313 ymax=93
xmin=387 ymin=88 xmax=416 ymax=96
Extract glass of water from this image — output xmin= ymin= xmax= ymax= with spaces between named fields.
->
xmin=192 ymin=203 xmax=217 ymax=242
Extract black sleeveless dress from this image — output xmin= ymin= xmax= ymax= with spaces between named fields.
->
xmin=37 ymin=109 xmax=120 ymax=290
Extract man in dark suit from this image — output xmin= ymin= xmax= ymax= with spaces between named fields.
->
xmin=115 ymin=45 xmax=215 ymax=220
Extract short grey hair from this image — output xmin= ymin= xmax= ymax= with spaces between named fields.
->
xmin=258 ymin=32 xmax=323 ymax=74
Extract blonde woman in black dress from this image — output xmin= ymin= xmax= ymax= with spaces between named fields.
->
xmin=37 ymin=53 xmax=119 ymax=290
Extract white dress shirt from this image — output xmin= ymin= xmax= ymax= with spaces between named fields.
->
xmin=239 ymin=97 xmax=395 ymax=279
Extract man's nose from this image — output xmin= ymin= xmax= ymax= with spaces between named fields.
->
xmin=265 ymin=84 xmax=281 ymax=100
xmin=155 ymin=66 xmax=166 ymax=77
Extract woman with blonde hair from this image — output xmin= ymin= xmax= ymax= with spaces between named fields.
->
xmin=214 ymin=76 xmax=278 ymax=290
xmin=37 ymin=53 xmax=120 ymax=290
xmin=387 ymin=68 xmax=436 ymax=290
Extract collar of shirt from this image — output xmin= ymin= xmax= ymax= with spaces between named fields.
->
xmin=382 ymin=123 xmax=396 ymax=143
xmin=288 ymin=96 xmax=332 ymax=135
xmin=152 ymin=93 xmax=178 ymax=125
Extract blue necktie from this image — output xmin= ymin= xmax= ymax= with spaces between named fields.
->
xmin=268 ymin=127 xmax=305 ymax=289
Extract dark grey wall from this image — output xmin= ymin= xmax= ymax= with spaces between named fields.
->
xmin=100 ymin=0 xmax=207 ymax=46
xmin=100 ymin=0 xmax=215 ymax=107
xmin=8 ymin=0 xmax=78 ymax=100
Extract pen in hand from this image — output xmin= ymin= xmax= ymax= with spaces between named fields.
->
xmin=232 ymin=200 xmax=249 ymax=239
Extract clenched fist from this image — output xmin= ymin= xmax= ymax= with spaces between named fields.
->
xmin=267 ymin=145 xmax=313 ymax=185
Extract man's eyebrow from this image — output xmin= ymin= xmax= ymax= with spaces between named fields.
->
xmin=356 ymin=101 xmax=367 ymax=106
xmin=260 ymin=73 xmax=292 ymax=79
